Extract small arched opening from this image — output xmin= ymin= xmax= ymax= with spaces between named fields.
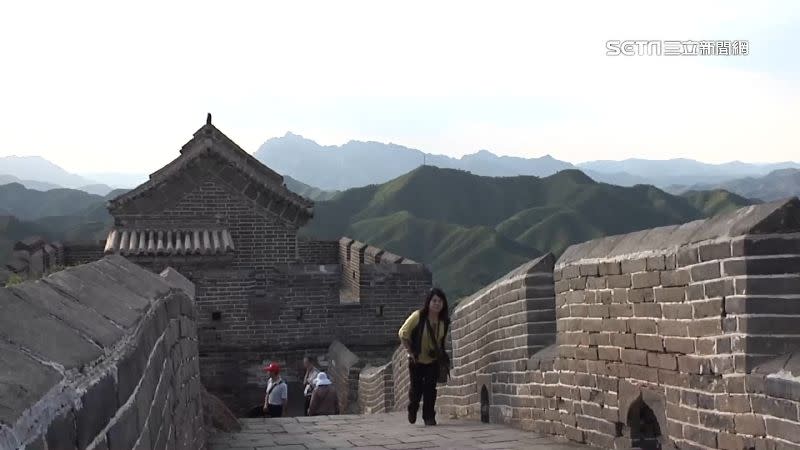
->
xmin=627 ymin=397 xmax=662 ymax=449
xmin=480 ymin=385 xmax=490 ymax=423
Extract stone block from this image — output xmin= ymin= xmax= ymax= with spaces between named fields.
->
xmin=46 ymin=410 xmax=77 ymax=450
xmin=699 ymin=242 xmax=732 ymax=261
xmin=735 ymin=414 xmax=766 ymax=436
xmin=683 ymin=423 xmax=718 ymax=448
xmin=704 ymin=279 xmax=734 ymax=298
xmin=647 ymin=352 xmax=677 ymax=370
xmin=661 ymin=269 xmax=690 ymax=287
xmin=621 ymin=349 xmax=647 ymax=365
xmin=688 ymin=318 xmax=723 ymax=337
xmin=658 ymin=320 xmax=689 ymax=337
xmin=632 ymin=271 xmax=661 ymax=288
xmin=628 ymin=288 xmax=655 ymax=303
xmin=610 ymin=333 xmax=636 ymax=349
xmin=77 ymin=374 xmax=118 ymax=450
xmin=628 ymin=318 xmax=657 ymax=334
xmin=690 ymin=261 xmax=721 ymax=282
xmin=678 ymin=246 xmax=700 ymax=267
xmin=693 ymin=299 xmax=724 ymax=318
xmin=662 ymin=303 xmax=692 ymax=319
xmin=635 ymin=335 xmax=663 ymax=352
xmin=647 ymin=255 xmax=666 ymax=271
xmin=0 ymin=340 xmax=62 ymax=428
xmin=633 ymin=303 xmax=662 ymax=318
xmin=654 ymin=286 xmax=686 ymax=303
xmin=599 ymin=262 xmax=621 ymax=276
xmin=621 ymin=258 xmax=647 ymax=274
xmin=735 ymin=276 xmax=800 ymax=296
xmin=664 ymin=337 xmax=695 ymax=354
xmin=117 ymin=342 xmax=148 ymax=407
xmin=106 ymin=404 xmax=139 ymax=450
xmin=766 ymin=417 xmax=800 ymax=444
xmin=607 ymin=274 xmax=631 ymax=288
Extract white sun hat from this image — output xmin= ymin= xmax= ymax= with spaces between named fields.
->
xmin=315 ymin=372 xmax=332 ymax=386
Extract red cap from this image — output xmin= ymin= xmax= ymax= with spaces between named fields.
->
xmin=263 ymin=362 xmax=280 ymax=373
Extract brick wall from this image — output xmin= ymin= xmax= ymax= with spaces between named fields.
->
xmin=63 ymin=240 xmax=106 ymax=266
xmin=358 ymin=362 xmax=394 ymax=414
xmin=436 ymin=253 xmax=557 ymax=423
xmin=0 ymin=256 xmax=204 ymax=450
xmin=365 ymin=198 xmax=800 ymax=450
xmin=297 ymin=238 xmax=339 ymax=264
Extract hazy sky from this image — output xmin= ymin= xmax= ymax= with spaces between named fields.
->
xmin=0 ymin=1 xmax=798 ymax=174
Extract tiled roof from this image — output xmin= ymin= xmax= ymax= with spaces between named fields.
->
xmin=103 ymin=228 xmax=235 ymax=256
xmin=107 ymin=118 xmax=314 ymax=225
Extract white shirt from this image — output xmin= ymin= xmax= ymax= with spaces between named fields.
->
xmin=266 ymin=378 xmax=288 ymax=406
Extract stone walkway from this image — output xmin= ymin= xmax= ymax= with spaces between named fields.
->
xmin=208 ymin=412 xmax=592 ymax=450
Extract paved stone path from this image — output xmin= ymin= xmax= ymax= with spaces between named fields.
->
xmin=208 ymin=412 xmax=592 ymax=450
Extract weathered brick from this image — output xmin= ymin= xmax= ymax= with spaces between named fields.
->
xmin=646 ymin=255 xmax=666 ymax=271
xmin=654 ymin=286 xmax=686 ymax=303
xmin=628 ymin=318 xmax=657 ymax=334
xmin=579 ymin=263 xmax=599 ymax=276
xmin=664 ymin=337 xmax=694 ymax=354
xmin=662 ymin=303 xmax=693 ymax=320
xmin=693 ymin=299 xmax=723 ymax=318
xmin=699 ymin=242 xmax=732 ymax=261
xmin=688 ymin=318 xmax=722 ymax=337
xmin=658 ymin=320 xmax=689 ymax=337
xmin=704 ymin=279 xmax=734 ymax=298
xmin=683 ymin=424 xmax=718 ymax=448
xmin=628 ymin=288 xmax=654 ymax=304
xmin=647 ymin=352 xmax=677 ymax=370
xmin=633 ymin=303 xmax=662 ymax=318
xmin=691 ymin=261 xmax=721 ymax=282
xmin=661 ymin=269 xmax=690 ymax=287
xmin=599 ymin=262 xmax=621 ymax=276
xmin=607 ymin=274 xmax=631 ymax=289
xmin=621 ymin=258 xmax=647 ymax=274
xmin=635 ymin=335 xmax=663 ymax=352
xmin=632 ymin=271 xmax=661 ymax=288
xmin=735 ymin=414 xmax=766 ymax=436
xmin=678 ymin=246 xmax=700 ymax=267
xmin=621 ymin=348 xmax=648 ymax=365
xmin=598 ymin=346 xmax=620 ymax=361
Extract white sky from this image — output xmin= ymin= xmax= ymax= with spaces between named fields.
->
xmin=0 ymin=0 xmax=798 ymax=174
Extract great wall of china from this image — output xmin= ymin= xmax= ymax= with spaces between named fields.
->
xmin=3 ymin=119 xmax=800 ymax=450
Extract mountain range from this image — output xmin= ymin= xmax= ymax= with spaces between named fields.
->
xmin=668 ymin=168 xmax=800 ymax=202
xmin=302 ymin=166 xmax=754 ymax=298
xmin=255 ymin=132 xmax=799 ymax=191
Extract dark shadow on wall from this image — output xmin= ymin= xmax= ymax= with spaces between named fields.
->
xmin=627 ymin=398 xmax=662 ymax=450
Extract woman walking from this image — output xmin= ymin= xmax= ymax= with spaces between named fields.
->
xmin=398 ymin=287 xmax=450 ymax=426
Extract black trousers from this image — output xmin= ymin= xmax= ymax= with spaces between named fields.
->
xmin=304 ymin=395 xmax=312 ymax=416
xmin=408 ymin=361 xmax=438 ymax=421
xmin=266 ymin=404 xmax=283 ymax=417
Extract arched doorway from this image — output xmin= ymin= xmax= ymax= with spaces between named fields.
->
xmin=627 ymin=398 xmax=662 ymax=449
xmin=480 ymin=386 xmax=490 ymax=423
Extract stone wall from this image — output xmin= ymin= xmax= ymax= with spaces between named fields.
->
xmin=63 ymin=240 xmax=106 ymax=266
xmin=365 ymin=198 xmax=800 ymax=450
xmin=0 ymin=255 xmax=203 ymax=450
xmin=358 ymin=362 xmax=394 ymax=414
xmin=436 ymin=253 xmax=557 ymax=423
xmin=297 ymin=238 xmax=339 ymax=265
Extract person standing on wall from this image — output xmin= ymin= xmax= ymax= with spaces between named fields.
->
xmin=262 ymin=362 xmax=288 ymax=417
xmin=302 ymin=356 xmax=321 ymax=416
xmin=308 ymin=372 xmax=340 ymax=416
xmin=398 ymin=287 xmax=451 ymax=426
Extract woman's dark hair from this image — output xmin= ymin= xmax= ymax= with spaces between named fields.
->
xmin=303 ymin=355 xmax=317 ymax=367
xmin=420 ymin=287 xmax=450 ymax=323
